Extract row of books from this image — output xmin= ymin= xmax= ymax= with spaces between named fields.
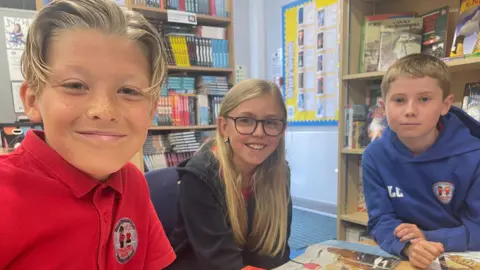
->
xmin=162 ymin=75 xmax=229 ymax=95
xmin=142 ymin=131 xmax=213 ymax=171
xmin=149 ymin=21 xmax=229 ymax=68
xmin=165 ymin=35 xmax=229 ymax=68
xmin=360 ymin=1 xmax=480 ymax=73
xmin=154 ymin=94 xmax=224 ymax=126
xmin=162 ymin=76 xmax=196 ymax=95
xmin=132 ymin=0 xmax=230 ymax=18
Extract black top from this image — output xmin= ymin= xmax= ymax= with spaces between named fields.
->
xmin=166 ymin=143 xmax=292 ymax=270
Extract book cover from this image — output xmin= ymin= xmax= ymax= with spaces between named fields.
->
xmin=461 ymin=81 xmax=480 ymax=121
xmin=274 ymin=243 xmax=400 ymax=270
xmin=429 ymin=252 xmax=480 ymax=270
xmin=360 ymin=13 xmax=414 ymax=73
xmin=377 ymin=17 xmax=423 ymax=71
xmin=420 ymin=6 xmax=450 ymax=58
xmin=450 ymin=0 xmax=480 ymax=58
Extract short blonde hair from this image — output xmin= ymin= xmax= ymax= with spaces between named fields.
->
xmin=21 ymin=0 xmax=167 ymax=99
xmin=381 ymin=53 xmax=451 ymax=99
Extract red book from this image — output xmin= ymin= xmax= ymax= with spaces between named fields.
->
xmin=179 ymin=0 xmax=185 ymax=11
xmin=209 ymin=0 xmax=216 ymax=16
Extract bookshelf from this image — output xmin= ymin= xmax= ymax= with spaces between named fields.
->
xmin=0 ymin=148 xmax=12 ymax=155
xmin=36 ymin=0 xmax=235 ymax=172
xmin=337 ymin=0 xmax=480 ymax=241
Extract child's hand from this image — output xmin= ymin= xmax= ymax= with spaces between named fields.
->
xmin=394 ymin=223 xmax=425 ymax=242
xmin=404 ymin=239 xmax=444 ymax=269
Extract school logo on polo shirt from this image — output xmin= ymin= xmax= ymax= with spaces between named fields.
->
xmin=433 ymin=182 xmax=455 ymax=204
xmin=113 ymin=218 xmax=138 ymax=264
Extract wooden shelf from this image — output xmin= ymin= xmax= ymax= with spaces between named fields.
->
xmin=168 ymin=65 xmax=233 ymax=73
xmin=0 ymin=148 xmax=13 ymax=155
xmin=149 ymin=125 xmax=216 ymax=131
xmin=341 ymin=148 xmax=365 ymax=155
xmin=131 ymin=5 xmax=231 ymax=26
xmin=340 ymin=212 xmax=369 ymax=226
xmin=343 ymin=57 xmax=480 ymax=81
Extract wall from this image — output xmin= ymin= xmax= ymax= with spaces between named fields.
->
xmin=264 ymin=0 xmax=339 ymax=214
xmin=233 ymin=0 xmax=251 ymax=79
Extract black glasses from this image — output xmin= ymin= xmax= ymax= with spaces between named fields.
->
xmin=226 ymin=116 xmax=286 ymax=136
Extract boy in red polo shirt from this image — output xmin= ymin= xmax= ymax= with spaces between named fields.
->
xmin=0 ymin=0 xmax=175 ymax=269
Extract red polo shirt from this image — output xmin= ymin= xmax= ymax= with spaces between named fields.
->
xmin=0 ymin=130 xmax=176 ymax=270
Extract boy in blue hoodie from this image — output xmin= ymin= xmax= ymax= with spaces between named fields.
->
xmin=362 ymin=53 xmax=480 ymax=269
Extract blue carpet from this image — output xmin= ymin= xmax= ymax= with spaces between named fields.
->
xmin=288 ymin=207 xmax=337 ymax=258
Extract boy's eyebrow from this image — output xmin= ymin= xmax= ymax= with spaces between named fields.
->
xmin=56 ymin=64 xmax=149 ymax=81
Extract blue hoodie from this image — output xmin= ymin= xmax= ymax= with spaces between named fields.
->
xmin=362 ymin=106 xmax=480 ymax=257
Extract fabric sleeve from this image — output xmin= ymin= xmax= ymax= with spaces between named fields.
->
xmin=362 ymin=151 xmax=407 ymax=258
xmin=423 ymin=167 xmax=480 ymax=252
xmin=178 ymin=172 xmax=245 ymax=270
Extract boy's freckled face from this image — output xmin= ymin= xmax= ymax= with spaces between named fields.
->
xmin=27 ymin=29 xmax=155 ymax=180
xmin=384 ymin=76 xmax=451 ymax=140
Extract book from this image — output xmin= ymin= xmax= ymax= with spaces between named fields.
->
xmin=274 ymin=242 xmax=400 ymax=270
xmin=377 ymin=18 xmax=423 ymax=71
xmin=420 ymin=6 xmax=450 ymax=58
xmin=429 ymin=252 xmax=480 ymax=270
xmin=450 ymin=0 xmax=480 ymax=58
xmin=360 ymin=13 xmax=415 ymax=73
xmin=461 ymin=81 xmax=480 ymax=121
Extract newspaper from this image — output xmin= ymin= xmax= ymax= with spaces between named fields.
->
xmin=274 ymin=243 xmax=400 ymax=270
xmin=429 ymin=252 xmax=480 ymax=270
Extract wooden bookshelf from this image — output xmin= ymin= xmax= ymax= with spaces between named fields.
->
xmin=341 ymin=148 xmax=364 ymax=155
xmin=0 ymin=148 xmax=12 ymax=155
xmin=343 ymin=57 xmax=480 ymax=81
xmin=339 ymin=212 xmax=369 ymax=226
xmin=337 ymin=0 xmax=480 ymax=241
xmin=130 ymin=5 xmax=232 ymax=26
xmin=149 ymin=125 xmax=217 ymax=131
xmin=168 ymin=65 xmax=234 ymax=73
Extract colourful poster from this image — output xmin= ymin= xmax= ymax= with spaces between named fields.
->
xmin=282 ymin=0 xmax=339 ymax=126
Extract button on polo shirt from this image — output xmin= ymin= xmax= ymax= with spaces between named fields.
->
xmin=0 ymin=130 xmax=175 ymax=270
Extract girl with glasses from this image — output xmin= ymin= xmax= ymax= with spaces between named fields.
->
xmin=167 ymin=79 xmax=291 ymax=270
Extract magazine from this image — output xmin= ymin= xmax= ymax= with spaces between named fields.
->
xmin=429 ymin=252 xmax=480 ymax=270
xmin=450 ymin=0 xmax=480 ymax=57
xmin=377 ymin=17 xmax=423 ymax=71
xmin=274 ymin=243 xmax=400 ymax=270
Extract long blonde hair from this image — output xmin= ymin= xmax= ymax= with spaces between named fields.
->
xmin=214 ymin=79 xmax=289 ymax=256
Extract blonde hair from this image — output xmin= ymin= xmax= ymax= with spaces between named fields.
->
xmin=381 ymin=53 xmax=451 ymax=99
xmin=214 ymin=79 xmax=289 ymax=256
xmin=21 ymin=0 xmax=167 ymax=99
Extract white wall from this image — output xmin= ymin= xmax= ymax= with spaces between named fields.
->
xmin=233 ymin=0 xmax=251 ymax=79
xmin=265 ymin=0 xmax=339 ymax=213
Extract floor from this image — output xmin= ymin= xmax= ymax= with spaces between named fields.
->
xmin=288 ymin=207 xmax=337 ymax=258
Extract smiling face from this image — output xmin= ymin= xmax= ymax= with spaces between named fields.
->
xmin=384 ymin=76 xmax=452 ymax=149
xmin=21 ymin=29 xmax=155 ymax=180
xmin=218 ymin=93 xmax=285 ymax=173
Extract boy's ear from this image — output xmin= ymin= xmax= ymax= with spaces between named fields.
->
xmin=378 ymin=98 xmax=385 ymax=109
xmin=441 ymin=94 xmax=454 ymax=115
xmin=20 ymin=81 xmax=42 ymax=122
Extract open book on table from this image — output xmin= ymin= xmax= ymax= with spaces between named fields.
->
xmin=273 ymin=240 xmax=400 ymax=270
xmin=274 ymin=240 xmax=480 ymax=270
